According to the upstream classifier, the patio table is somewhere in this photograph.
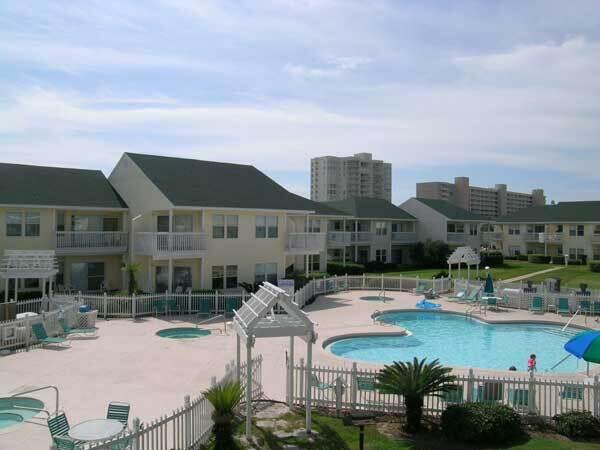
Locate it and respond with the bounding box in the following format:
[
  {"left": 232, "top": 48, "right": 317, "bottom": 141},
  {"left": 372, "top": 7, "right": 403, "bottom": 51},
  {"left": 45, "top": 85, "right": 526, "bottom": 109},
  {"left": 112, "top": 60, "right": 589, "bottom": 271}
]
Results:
[{"left": 69, "top": 418, "right": 124, "bottom": 442}]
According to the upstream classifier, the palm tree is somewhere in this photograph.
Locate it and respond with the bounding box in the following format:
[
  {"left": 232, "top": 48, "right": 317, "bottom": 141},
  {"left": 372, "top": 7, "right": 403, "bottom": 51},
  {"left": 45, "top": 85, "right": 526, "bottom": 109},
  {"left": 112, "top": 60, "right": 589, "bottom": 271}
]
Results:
[
  {"left": 121, "top": 263, "right": 141, "bottom": 295},
  {"left": 376, "top": 358, "right": 456, "bottom": 433},
  {"left": 204, "top": 381, "right": 244, "bottom": 449}
]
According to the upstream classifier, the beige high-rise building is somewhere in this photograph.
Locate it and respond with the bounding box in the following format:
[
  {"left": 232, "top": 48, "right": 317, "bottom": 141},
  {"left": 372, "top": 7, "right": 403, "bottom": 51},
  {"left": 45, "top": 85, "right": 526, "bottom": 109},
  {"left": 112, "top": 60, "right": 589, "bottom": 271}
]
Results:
[
  {"left": 416, "top": 176, "right": 545, "bottom": 217},
  {"left": 310, "top": 153, "right": 392, "bottom": 202}
]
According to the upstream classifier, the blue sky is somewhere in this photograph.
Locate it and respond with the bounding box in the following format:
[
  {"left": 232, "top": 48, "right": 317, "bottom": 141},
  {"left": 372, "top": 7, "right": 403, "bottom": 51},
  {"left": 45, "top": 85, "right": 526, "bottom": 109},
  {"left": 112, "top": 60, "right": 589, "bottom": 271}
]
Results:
[{"left": 1, "top": 0, "right": 599, "bottom": 203}]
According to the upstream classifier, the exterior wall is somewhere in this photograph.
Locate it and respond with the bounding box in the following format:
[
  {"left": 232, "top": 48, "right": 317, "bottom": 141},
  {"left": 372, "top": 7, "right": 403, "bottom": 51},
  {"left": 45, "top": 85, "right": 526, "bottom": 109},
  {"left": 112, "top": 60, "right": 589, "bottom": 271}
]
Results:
[
  {"left": 400, "top": 199, "right": 448, "bottom": 242},
  {"left": 0, "top": 207, "right": 55, "bottom": 251},
  {"left": 61, "top": 254, "right": 124, "bottom": 292}
]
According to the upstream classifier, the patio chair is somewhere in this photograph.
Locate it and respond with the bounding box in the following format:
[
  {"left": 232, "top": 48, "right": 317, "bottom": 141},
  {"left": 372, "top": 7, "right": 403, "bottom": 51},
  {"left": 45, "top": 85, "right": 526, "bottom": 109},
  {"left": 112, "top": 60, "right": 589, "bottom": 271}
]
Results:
[
  {"left": 482, "top": 296, "right": 498, "bottom": 311},
  {"left": 529, "top": 296, "right": 544, "bottom": 314},
  {"left": 153, "top": 299, "right": 167, "bottom": 316},
  {"left": 557, "top": 298, "right": 570, "bottom": 315},
  {"left": 593, "top": 301, "right": 600, "bottom": 316},
  {"left": 442, "top": 385, "right": 464, "bottom": 404},
  {"left": 197, "top": 298, "right": 213, "bottom": 319},
  {"left": 48, "top": 412, "right": 82, "bottom": 450},
  {"left": 311, "top": 374, "right": 335, "bottom": 390},
  {"left": 508, "top": 388, "right": 529, "bottom": 412},
  {"left": 475, "top": 381, "right": 503, "bottom": 403},
  {"left": 107, "top": 401, "right": 130, "bottom": 426},
  {"left": 31, "top": 322, "right": 68, "bottom": 348},
  {"left": 414, "top": 282, "right": 428, "bottom": 296},
  {"left": 578, "top": 300, "right": 592, "bottom": 316},
  {"left": 59, "top": 318, "right": 96, "bottom": 338},
  {"left": 225, "top": 297, "right": 238, "bottom": 318},
  {"left": 166, "top": 297, "right": 181, "bottom": 315}
]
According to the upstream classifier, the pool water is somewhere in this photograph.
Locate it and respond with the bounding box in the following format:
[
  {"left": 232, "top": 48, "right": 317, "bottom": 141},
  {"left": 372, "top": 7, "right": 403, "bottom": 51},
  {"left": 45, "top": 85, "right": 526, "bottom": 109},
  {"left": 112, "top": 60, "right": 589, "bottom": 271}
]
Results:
[
  {"left": 156, "top": 327, "right": 211, "bottom": 339},
  {"left": 0, "top": 397, "right": 44, "bottom": 430},
  {"left": 329, "top": 312, "right": 584, "bottom": 373}
]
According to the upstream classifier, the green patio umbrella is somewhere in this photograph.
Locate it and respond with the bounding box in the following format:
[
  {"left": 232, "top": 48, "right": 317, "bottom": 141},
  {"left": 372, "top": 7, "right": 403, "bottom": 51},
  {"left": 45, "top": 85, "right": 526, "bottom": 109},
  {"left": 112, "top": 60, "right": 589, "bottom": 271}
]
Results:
[{"left": 484, "top": 272, "right": 494, "bottom": 295}]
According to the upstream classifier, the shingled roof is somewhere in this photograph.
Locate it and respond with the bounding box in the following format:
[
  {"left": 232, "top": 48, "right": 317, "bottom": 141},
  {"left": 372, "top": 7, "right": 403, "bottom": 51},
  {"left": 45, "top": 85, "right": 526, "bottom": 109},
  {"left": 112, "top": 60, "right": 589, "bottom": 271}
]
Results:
[
  {"left": 413, "top": 198, "right": 487, "bottom": 221},
  {"left": 323, "top": 197, "right": 416, "bottom": 220},
  {"left": 126, "top": 153, "right": 347, "bottom": 215},
  {"left": 0, "top": 163, "right": 127, "bottom": 209},
  {"left": 495, "top": 201, "right": 600, "bottom": 223}
]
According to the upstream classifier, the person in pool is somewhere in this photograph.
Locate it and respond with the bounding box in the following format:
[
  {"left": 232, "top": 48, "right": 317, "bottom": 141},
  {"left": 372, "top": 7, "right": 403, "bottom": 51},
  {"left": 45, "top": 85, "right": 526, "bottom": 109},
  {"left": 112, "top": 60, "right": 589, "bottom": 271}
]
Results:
[
  {"left": 528, "top": 354, "right": 537, "bottom": 372},
  {"left": 509, "top": 366, "right": 517, "bottom": 371}
]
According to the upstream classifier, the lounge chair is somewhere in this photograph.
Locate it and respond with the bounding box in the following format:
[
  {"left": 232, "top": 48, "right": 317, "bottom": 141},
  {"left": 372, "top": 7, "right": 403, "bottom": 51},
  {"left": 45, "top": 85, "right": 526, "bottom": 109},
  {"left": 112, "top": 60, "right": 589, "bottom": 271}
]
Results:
[
  {"left": 59, "top": 318, "right": 96, "bottom": 337},
  {"left": 460, "top": 288, "right": 480, "bottom": 305},
  {"left": 107, "top": 401, "right": 130, "bottom": 426},
  {"left": 557, "top": 298, "right": 570, "bottom": 315},
  {"left": 578, "top": 300, "right": 592, "bottom": 316},
  {"left": 448, "top": 288, "right": 468, "bottom": 302},
  {"left": 529, "top": 296, "right": 544, "bottom": 314},
  {"left": 31, "top": 323, "right": 68, "bottom": 348},
  {"left": 166, "top": 297, "right": 181, "bottom": 315},
  {"left": 153, "top": 299, "right": 167, "bottom": 316},
  {"left": 414, "top": 282, "right": 427, "bottom": 296},
  {"left": 442, "top": 385, "right": 464, "bottom": 404},
  {"left": 509, "top": 388, "right": 529, "bottom": 412},
  {"left": 311, "top": 374, "right": 334, "bottom": 390},
  {"left": 198, "top": 298, "right": 213, "bottom": 319},
  {"left": 48, "top": 412, "right": 82, "bottom": 450},
  {"left": 225, "top": 297, "right": 238, "bottom": 318}
]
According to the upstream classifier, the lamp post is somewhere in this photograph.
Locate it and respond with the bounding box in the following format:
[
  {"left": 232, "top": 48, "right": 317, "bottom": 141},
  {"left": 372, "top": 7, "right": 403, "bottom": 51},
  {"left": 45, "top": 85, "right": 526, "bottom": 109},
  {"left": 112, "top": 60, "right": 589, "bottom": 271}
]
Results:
[{"left": 129, "top": 214, "right": 142, "bottom": 265}]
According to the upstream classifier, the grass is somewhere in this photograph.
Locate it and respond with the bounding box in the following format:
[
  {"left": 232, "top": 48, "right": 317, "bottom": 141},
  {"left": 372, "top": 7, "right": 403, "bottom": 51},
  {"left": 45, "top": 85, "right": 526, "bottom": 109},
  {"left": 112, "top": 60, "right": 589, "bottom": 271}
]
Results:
[
  {"left": 202, "top": 411, "right": 600, "bottom": 450},
  {"left": 522, "top": 265, "right": 600, "bottom": 290}
]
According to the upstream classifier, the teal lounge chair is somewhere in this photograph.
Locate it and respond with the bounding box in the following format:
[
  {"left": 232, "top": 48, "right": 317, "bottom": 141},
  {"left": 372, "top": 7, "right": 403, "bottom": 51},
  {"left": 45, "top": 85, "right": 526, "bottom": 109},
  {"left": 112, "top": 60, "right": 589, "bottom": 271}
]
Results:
[
  {"left": 311, "top": 374, "right": 334, "bottom": 390},
  {"left": 448, "top": 288, "right": 469, "bottom": 302},
  {"left": 153, "top": 299, "right": 167, "bottom": 316},
  {"left": 578, "top": 300, "right": 591, "bottom": 316},
  {"left": 509, "top": 388, "right": 529, "bottom": 412},
  {"left": 557, "top": 298, "right": 570, "bottom": 315},
  {"left": 225, "top": 297, "right": 238, "bottom": 317},
  {"left": 414, "top": 282, "right": 427, "bottom": 295},
  {"left": 166, "top": 298, "right": 181, "bottom": 315},
  {"left": 59, "top": 318, "right": 96, "bottom": 337},
  {"left": 107, "top": 401, "right": 130, "bottom": 426},
  {"left": 198, "top": 298, "right": 212, "bottom": 318},
  {"left": 530, "top": 296, "right": 544, "bottom": 314},
  {"left": 442, "top": 385, "right": 464, "bottom": 404},
  {"left": 460, "top": 288, "right": 480, "bottom": 304},
  {"left": 31, "top": 323, "right": 67, "bottom": 348},
  {"left": 48, "top": 412, "right": 82, "bottom": 450}
]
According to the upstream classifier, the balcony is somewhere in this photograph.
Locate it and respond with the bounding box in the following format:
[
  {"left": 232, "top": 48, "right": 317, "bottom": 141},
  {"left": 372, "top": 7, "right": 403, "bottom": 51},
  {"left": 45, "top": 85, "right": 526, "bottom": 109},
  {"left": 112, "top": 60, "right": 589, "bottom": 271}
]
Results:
[
  {"left": 482, "top": 232, "right": 503, "bottom": 242},
  {"left": 391, "top": 232, "right": 417, "bottom": 243},
  {"left": 327, "top": 231, "right": 373, "bottom": 247},
  {"left": 592, "top": 234, "right": 600, "bottom": 243},
  {"left": 55, "top": 231, "right": 128, "bottom": 255},
  {"left": 135, "top": 232, "right": 208, "bottom": 259},
  {"left": 447, "top": 233, "right": 466, "bottom": 244},
  {"left": 286, "top": 232, "right": 327, "bottom": 254},
  {"left": 525, "top": 233, "right": 541, "bottom": 242},
  {"left": 538, "top": 233, "right": 563, "bottom": 244}
]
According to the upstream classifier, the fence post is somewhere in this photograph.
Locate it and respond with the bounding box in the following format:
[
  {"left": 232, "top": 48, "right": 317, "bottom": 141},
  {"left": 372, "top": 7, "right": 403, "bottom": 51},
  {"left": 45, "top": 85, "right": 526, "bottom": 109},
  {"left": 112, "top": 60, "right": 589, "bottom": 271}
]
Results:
[
  {"left": 103, "top": 292, "right": 108, "bottom": 320},
  {"left": 595, "top": 376, "right": 599, "bottom": 417},
  {"left": 399, "top": 274, "right": 403, "bottom": 291},
  {"left": 132, "top": 417, "right": 140, "bottom": 450},
  {"left": 25, "top": 316, "right": 31, "bottom": 351},
  {"left": 299, "top": 358, "right": 305, "bottom": 406},
  {"left": 362, "top": 273, "right": 365, "bottom": 289},
  {"left": 381, "top": 273, "right": 384, "bottom": 290},
  {"left": 132, "top": 292, "right": 136, "bottom": 320},
  {"left": 351, "top": 362, "right": 358, "bottom": 411},
  {"left": 188, "top": 289, "right": 192, "bottom": 315},
  {"left": 335, "top": 377, "right": 343, "bottom": 416},
  {"left": 184, "top": 395, "right": 191, "bottom": 446},
  {"left": 466, "top": 368, "right": 474, "bottom": 402},
  {"left": 528, "top": 370, "right": 536, "bottom": 414},
  {"left": 345, "top": 273, "right": 348, "bottom": 290}
]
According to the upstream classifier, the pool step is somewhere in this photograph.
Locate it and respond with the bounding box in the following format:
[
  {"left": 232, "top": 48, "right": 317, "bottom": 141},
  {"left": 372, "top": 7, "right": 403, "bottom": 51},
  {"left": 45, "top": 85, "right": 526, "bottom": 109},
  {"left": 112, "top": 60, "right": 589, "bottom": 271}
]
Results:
[{"left": 543, "top": 328, "right": 579, "bottom": 339}]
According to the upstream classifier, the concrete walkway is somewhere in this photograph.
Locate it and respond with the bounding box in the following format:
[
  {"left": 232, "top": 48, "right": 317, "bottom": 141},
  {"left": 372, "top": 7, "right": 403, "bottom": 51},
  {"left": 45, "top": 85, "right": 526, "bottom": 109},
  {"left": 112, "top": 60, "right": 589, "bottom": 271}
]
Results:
[{"left": 503, "top": 266, "right": 562, "bottom": 283}]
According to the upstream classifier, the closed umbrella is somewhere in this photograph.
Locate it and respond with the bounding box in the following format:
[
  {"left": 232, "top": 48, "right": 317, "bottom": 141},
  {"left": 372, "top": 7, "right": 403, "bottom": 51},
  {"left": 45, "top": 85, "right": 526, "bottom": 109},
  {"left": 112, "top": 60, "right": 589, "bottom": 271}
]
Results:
[{"left": 484, "top": 272, "right": 494, "bottom": 295}]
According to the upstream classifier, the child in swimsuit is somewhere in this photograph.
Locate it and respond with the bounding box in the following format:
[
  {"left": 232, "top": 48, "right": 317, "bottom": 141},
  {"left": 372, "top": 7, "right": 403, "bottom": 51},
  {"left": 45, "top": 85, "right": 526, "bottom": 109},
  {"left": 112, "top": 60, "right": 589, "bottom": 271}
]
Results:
[{"left": 528, "top": 354, "right": 536, "bottom": 372}]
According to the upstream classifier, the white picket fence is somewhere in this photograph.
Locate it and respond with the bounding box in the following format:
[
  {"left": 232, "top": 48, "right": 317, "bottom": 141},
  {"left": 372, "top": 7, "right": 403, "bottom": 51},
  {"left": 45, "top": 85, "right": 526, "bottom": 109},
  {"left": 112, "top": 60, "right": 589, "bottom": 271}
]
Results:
[
  {"left": 84, "top": 355, "right": 263, "bottom": 450},
  {"left": 293, "top": 274, "right": 452, "bottom": 308},
  {"left": 291, "top": 361, "right": 600, "bottom": 419}
]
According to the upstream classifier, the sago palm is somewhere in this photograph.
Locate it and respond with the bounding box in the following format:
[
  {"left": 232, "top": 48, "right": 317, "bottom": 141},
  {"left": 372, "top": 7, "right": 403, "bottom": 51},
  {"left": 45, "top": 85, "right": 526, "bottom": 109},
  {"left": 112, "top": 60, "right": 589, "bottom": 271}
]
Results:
[
  {"left": 204, "top": 381, "right": 244, "bottom": 449},
  {"left": 376, "top": 358, "right": 456, "bottom": 433}
]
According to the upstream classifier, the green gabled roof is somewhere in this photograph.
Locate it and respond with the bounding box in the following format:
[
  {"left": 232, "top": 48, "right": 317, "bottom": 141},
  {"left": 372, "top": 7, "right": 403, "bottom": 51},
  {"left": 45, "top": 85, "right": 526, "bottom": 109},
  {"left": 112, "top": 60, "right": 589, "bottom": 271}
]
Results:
[
  {"left": 414, "top": 198, "right": 486, "bottom": 221},
  {"left": 126, "top": 152, "right": 346, "bottom": 214},
  {"left": 323, "top": 197, "right": 416, "bottom": 220},
  {"left": 0, "top": 163, "right": 127, "bottom": 209},
  {"left": 496, "top": 201, "right": 600, "bottom": 223}
]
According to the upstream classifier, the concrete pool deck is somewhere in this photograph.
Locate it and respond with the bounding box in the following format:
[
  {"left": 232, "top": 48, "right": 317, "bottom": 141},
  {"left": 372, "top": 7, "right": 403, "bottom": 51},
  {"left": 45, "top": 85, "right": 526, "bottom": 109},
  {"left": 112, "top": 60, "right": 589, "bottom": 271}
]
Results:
[{"left": 2, "top": 289, "right": 599, "bottom": 449}]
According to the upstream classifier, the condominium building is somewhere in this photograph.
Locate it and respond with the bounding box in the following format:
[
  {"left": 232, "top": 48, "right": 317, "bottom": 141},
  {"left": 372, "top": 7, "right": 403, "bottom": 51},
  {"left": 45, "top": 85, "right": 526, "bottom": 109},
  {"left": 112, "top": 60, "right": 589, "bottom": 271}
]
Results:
[
  {"left": 416, "top": 176, "right": 545, "bottom": 217},
  {"left": 311, "top": 153, "right": 392, "bottom": 202}
]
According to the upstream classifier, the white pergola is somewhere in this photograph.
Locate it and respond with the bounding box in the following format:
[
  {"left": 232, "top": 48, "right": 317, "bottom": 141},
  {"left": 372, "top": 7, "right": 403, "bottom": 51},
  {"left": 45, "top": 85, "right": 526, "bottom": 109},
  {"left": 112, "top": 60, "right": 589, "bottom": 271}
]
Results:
[
  {"left": 447, "top": 246, "right": 481, "bottom": 280},
  {"left": 232, "top": 281, "right": 316, "bottom": 439},
  {"left": 0, "top": 250, "right": 59, "bottom": 301}
]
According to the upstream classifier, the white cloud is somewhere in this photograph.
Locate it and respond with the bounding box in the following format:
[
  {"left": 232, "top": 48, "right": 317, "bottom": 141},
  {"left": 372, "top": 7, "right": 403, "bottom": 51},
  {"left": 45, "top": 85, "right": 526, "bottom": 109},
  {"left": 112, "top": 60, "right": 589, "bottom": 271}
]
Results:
[{"left": 284, "top": 56, "right": 371, "bottom": 79}]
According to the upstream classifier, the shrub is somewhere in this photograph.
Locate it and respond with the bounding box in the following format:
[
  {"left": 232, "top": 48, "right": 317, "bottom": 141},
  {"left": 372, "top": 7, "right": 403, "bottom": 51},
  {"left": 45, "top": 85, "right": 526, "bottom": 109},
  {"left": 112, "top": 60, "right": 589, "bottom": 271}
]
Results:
[
  {"left": 551, "top": 255, "right": 566, "bottom": 265},
  {"left": 518, "top": 254, "right": 529, "bottom": 261},
  {"left": 441, "top": 403, "right": 523, "bottom": 444},
  {"left": 364, "top": 261, "right": 398, "bottom": 273},
  {"left": 409, "top": 240, "right": 451, "bottom": 268},
  {"left": 433, "top": 270, "right": 449, "bottom": 278},
  {"left": 591, "top": 263, "right": 600, "bottom": 273},
  {"left": 579, "top": 254, "right": 588, "bottom": 265},
  {"left": 326, "top": 261, "right": 364, "bottom": 276},
  {"left": 528, "top": 254, "right": 551, "bottom": 264},
  {"left": 554, "top": 411, "right": 600, "bottom": 439},
  {"left": 480, "top": 251, "right": 504, "bottom": 267},
  {"left": 568, "top": 259, "right": 582, "bottom": 266}
]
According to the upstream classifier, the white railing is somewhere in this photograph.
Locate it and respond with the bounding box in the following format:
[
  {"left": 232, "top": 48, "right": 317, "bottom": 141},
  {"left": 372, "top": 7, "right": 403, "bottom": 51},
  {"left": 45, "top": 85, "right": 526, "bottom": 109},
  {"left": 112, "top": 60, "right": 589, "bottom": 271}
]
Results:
[
  {"left": 447, "top": 233, "right": 466, "bottom": 244},
  {"left": 327, "top": 231, "right": 372, "bottom": 246},
  {"left": 481, "top": 231, "right": 503, "bottom": 242},
  {"left": 391, "top": 232, "right": 417, "bottom": 243},
  {"left": 86, "top": 356, "right": 263, "bottom": 450},
  {"left": 286, "top": 232, "right": 327, "bottom": 253},
  {"left": 135, "top": 232, "right": 208, "bottom": 258},
  {"left": 538, "top": 233, "right": 563, "bottom": 243},
  {"left": 56, "top": 231, "right": 128, "bottom": 252},
  {"left": 291, "top": 362, "right": 600, "bottom": 419},
  {"left": 592, "top": 234, "right": 600, "bottom": 243},
  {"left": 525, "top": 232, "right": 541, "bottom": 242}
]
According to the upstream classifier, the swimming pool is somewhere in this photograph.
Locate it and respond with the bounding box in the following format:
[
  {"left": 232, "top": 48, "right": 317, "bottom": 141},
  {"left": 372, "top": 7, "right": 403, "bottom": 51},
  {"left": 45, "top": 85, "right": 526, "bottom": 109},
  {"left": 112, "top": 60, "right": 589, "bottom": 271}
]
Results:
[
  {"left": 156, "top": 328, "right": 211, "bottom": 339},
  {"left": 328, "top": 312, "right": 584, "bottom": 373},
  {"left": 0, "top": 397, "right": 45, "bottom": 430}
]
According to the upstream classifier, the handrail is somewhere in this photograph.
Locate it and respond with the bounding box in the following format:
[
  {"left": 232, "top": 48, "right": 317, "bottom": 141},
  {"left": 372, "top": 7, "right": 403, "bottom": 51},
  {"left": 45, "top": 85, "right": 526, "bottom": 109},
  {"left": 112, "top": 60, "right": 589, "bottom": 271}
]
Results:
[
  {"left": 197, "top": 313, "right": 227, "bottom": 334},
  {"left": 10, "top": 385, "right": 59, "bottom": 415},
  {"left": 562, "top": 307, "right": 581, "bottom": 332}
]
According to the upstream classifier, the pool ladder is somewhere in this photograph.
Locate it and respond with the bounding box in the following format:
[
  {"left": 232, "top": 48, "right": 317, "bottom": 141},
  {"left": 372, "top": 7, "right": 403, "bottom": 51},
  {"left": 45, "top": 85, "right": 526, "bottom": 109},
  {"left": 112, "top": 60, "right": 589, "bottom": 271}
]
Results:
[{"left": 196, "top": 313, "right": 228, "bottom": 334}]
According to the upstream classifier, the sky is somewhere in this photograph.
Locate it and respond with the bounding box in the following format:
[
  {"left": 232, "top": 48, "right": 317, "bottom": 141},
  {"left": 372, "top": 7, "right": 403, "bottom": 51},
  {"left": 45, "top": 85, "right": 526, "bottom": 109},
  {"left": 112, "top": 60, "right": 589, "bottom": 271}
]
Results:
[{"left": 1, "top": 0, "right": 599, "bottom": 204}]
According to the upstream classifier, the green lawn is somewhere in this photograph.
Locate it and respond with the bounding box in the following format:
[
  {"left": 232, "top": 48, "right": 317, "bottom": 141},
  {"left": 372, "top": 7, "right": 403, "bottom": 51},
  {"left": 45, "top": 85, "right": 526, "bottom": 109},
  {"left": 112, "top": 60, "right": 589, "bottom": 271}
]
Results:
[
  {"left": 375, "top": 260, "right": 551, "bottom": 282},
  {"left": 204, "top": 411, "right": 600, "bottom": 450},
  {"left": 522, "top": 265, "right": 600, "bottom": 290}
]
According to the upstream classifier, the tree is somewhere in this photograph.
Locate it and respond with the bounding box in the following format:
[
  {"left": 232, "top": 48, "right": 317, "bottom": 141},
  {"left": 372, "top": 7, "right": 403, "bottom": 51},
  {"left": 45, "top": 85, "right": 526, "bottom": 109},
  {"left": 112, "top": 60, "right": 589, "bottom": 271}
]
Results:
[
  {"left": 121, "top": 263, "right": 141, "bottom": 295},
  {"left": 204, "top": 381, "right": 244, "bottom": 449},
  {"left": 409, "top": 240, "right": 451, "bottom": 267},
  {"left": 376, "top": 358, "right": 456, "bottom": 433}
]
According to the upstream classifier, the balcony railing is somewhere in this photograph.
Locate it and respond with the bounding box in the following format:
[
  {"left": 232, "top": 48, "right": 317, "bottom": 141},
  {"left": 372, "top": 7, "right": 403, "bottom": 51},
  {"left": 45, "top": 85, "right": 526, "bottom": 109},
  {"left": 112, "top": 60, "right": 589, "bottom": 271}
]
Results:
[
  {"left": 286, "top": 232, "right": 327, "bottom": 254},
  {"left": 56, "top": 231, "right": 128, "bottom": 254},
  {"left": 592, "top": 234, "right": 600, "bottom": 243},
  {"left": 482, "top": 232, "right": 503, "bottom": 242},
  {"left": 525, "top": 232, "right": 541, "bottom": 242},
  {"left": 391, "top": 232, "right": 417, "bottom": 243},
  {"left": 327, "top": 231, "right": 373, "bottom": 246},
  {"left": 447, "top": 233, "right": 466, "bottom": 244},
  {"left": 135, "top": 232, "right": 208, "bottom": 259},
  {"left": 538, "top": 233, "right": 563, "bottom": 244}
]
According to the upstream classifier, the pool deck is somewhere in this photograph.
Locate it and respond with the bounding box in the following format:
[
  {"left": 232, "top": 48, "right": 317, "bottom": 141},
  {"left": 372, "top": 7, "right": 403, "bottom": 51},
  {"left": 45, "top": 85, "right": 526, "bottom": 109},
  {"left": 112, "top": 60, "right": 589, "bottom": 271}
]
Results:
[{"left": 2, "top": 289, "right": 599, "bottom": 449}]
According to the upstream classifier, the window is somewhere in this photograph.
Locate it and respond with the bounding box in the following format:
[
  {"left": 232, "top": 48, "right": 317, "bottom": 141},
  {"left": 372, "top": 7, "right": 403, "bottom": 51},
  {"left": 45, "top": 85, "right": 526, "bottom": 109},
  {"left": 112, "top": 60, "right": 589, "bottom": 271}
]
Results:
[
  {"left": 557, "top": 225, "right": 563, "bottom": 233},
  {"left": 392, "top": 222, "right": 414, "bottom": 233},
  {"left": 508, "top": 226, "right": 521, "bottom": 235},
  {"left": 256, "top": 216, "right": 278, "bottom": 238},
  {"left": 57, "top": 212, "right": 66, "bottom": 232},
  {"left": 212, "top": 266, "right": 224, "bottom": 289},
  {"left": 173, "top": 215, "right": 193, "bottom": 233},
  {"left": 469, "top": 224, "right": 478, "bottom": 236},
  {"left": 212, "top": 215, "right": 224, "bottom": 238},
  {"left": 156, "top": 266, "right": 169, "bottom": 292},
  {"left": 255, "top": 263, "right": 277, "bottom": 284},
  {"left": 309, "top": 255, "right": 320, "bottom": 272},
  {"left": 72, "top": 215, "right": 103, "bottom": 231},
  {"left": 71, "top": 262, "right": 105, "bottom": 292},
  {"left": 173, "top": 266, "right": 192, "bottom": 291},
  {"left": 527, "top": 224, "right": 544, "bottom": 233},
  {"left": 103, "top": 217, "right": 119, "bottom": 232},
  {"left": 570, "top": 225, "right": 585, "bottom": 237},
  {"left": 24, "top": 278, "right": 39, "bottom": 289},
  {"left": 307, "top": 219, "right": 321, "bottom": 233},
  {"left": 212, "top": 265, "right": 238, "bottom": 289},
  {"left": 226, "top": 215, "right": 238, "bottom": 238},
  {"left": 226, "top": 265, "right": 238, "bottom": 288},
  {"left": 595, "top": 225, "right": 600, "bottom": 235},
  {"left": 447, "top": 223, "right": 464, "bottom": 233},
  {"left": 375, "top": 249, "right": 387, "bottom": 262},
  {"left": 25, "top": 212, "right": 40, "bottom": 236},
  {"left": 593, "top": 248, "right": 600, "bottom": 261},
  {"left": 568, "top": 248, "right": 586, "bottom": 259},
  {"left": 157, "top": 216, "right": 170, "bottom": 232},
  {"left": 375, "top": 222, "right": 387, "bottom": 236},
  {"left": 6, "top": 212, "right": 23, "bottom": 236}
]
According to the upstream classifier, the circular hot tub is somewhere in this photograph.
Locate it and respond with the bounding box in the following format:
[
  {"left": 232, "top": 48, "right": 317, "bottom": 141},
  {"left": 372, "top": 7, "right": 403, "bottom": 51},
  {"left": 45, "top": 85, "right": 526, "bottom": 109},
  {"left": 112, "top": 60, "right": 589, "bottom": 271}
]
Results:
[
  {"left": 156, "top": 327, "right": 211, "bottom": 340},
  {"left": 0, "top": 397, "right": 45, "bottom": 431},
  {"left": 359, "top": 295, "right": 394, "bottom": 302}
]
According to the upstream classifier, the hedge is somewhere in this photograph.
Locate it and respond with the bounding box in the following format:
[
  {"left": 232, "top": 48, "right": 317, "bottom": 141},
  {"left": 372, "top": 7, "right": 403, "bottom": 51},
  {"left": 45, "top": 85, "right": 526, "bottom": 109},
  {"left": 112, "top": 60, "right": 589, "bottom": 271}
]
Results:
[
  {"left": 528, "top": 254, "right": 551, "bottom": 264},
  {"left": 554, "top": 411, "right": 600, "bottom": 439},
  {"left": 591, "top": 263, "right": 600, "bottom": 273},
  {"left": 480, "top": 251, "right": 504, "bottom": 267},
  {"left": 551, "top": 255, "right": 565, "bottom": 265},
  {"left": 326, "top": 262, "right": 364, "bottom": 276}
]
